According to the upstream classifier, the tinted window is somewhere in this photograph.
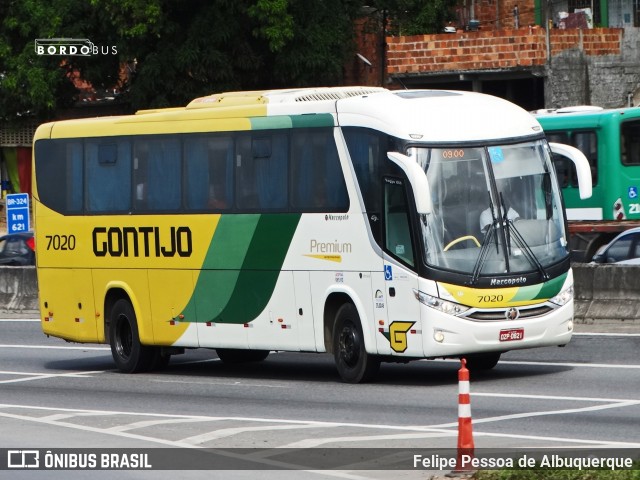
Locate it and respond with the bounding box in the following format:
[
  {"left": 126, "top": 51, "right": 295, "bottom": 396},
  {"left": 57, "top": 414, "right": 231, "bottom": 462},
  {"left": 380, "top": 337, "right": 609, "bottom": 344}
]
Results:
[
  {"left": 236, "top": 134, "right": 288, "bottom": 210},
  {"left": 621, "top": 120, "right": 640, "bottom": 166},
  {"left": 133, "top": 137, "right": 181, "bottom": 211},
  {"left": 86, "top": 140, "right": 132, "bottom": 212},
  {"left": 547, "top": 130, "right": 598, "bottom": 187},
  {"left": 34, "top": 139, "right": 83, "bottom": 214},
  {"left": 184, "top": 135, "right": 234, "bottom": 210},
  {"left": 291, "top": 129, "right": 348, "bottom": 211}
]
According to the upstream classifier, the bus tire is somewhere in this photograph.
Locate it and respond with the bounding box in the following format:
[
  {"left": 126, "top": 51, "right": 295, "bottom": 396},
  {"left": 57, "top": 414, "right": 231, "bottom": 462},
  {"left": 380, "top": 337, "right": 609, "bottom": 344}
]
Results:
[
  {"left": 109, "top": 299, "right": 155, "bottom": 373},
  {"left": 333, "top": 303, "right": 380, "bottom": 383},
  {"left": 464, "top": 352, "right": 501, "bottom": 372},
  {"left": 216, "top": 349, "right": 270, "bottom": 364}
]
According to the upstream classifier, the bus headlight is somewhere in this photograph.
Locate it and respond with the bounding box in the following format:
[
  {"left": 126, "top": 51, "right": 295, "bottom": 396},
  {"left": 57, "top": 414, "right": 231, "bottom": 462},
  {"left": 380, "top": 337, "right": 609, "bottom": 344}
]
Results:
[
  {"left": 413, "top": 289, "right": 469, "bottom": 315},
  {"left": 549, "top": 286, "right": 573, "bottom": 306}
]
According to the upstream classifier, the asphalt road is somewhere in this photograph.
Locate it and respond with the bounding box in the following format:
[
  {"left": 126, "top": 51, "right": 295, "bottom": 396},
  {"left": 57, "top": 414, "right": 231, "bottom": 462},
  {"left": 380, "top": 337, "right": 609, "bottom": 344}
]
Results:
[{"left": 1, "top": 318, "right": 639, "bottom": 479}]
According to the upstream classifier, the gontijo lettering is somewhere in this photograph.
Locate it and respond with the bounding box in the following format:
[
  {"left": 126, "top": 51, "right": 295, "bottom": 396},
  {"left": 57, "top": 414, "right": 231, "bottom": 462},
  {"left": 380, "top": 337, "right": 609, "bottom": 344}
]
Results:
[{"left": 92, "top": 226, "right": 192, "bottom": 257}]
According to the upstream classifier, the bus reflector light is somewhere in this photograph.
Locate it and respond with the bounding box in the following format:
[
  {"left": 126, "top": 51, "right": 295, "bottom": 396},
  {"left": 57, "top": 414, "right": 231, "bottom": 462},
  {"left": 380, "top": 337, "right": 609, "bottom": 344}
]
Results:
[
  {"left": 178, "top": 314, "right": 185, "bottom": 320},
  {"left": 434, "top": 331, "right": 445, "bottom": 343},
  {"left": 378, "top": 320, "right": 384, "bottom": 325},
  {"left": 567, "top": 320, "right": 574, "bottom": 331},
  {"left": 378, "top": 327, "right": 384, "bottom": 333}
]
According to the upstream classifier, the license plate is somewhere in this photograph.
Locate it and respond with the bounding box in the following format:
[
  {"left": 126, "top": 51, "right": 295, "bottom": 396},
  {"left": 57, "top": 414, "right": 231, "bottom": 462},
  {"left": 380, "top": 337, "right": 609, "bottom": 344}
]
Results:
[{"left": 499, "top": 328, "right": 524, "bottom": 342}]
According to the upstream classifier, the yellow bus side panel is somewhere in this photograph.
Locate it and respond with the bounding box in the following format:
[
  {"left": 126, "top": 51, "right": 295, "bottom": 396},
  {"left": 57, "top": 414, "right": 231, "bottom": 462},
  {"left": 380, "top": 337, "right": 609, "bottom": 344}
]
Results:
[
  {"left": 39, "top": 269, "right": 98, "bottom": 343},
  {"left": 91, "top": 269, "right": 154, "bottom": 344},
  {"left": 148, "top": 269, "right": 197, "bottom": 346}
]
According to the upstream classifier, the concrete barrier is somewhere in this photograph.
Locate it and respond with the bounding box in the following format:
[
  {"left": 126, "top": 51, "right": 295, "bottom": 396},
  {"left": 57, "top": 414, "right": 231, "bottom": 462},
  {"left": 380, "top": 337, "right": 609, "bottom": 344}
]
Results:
[
  {"left": 572, "top": 263, "right": 640, "bottom": 331},
  {"left": 1, "top": 265, "right": 639, "bottom": 332},
  {"left": 0, "top": 266, "right": 39, "bottom": 315}
]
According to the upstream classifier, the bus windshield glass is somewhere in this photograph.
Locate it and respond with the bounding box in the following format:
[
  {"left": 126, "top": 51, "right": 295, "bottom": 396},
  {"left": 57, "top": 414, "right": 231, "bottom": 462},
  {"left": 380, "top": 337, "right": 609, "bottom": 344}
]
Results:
[{"left": 410, "top": 140, "right": 569, "bottom": 277}]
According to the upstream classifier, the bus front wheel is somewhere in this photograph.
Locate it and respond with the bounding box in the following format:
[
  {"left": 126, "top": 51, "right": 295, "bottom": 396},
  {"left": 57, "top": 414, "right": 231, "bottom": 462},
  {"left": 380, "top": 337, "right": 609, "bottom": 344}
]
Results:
[
  {"left": 464, "top": 352, "right": 501, "bottom": 372},
  {"left": 333, "top": 303, "right": 380, "bottom": 383},
  {"left": 109, "top": 299, "right": 155, "bottom": 373}
]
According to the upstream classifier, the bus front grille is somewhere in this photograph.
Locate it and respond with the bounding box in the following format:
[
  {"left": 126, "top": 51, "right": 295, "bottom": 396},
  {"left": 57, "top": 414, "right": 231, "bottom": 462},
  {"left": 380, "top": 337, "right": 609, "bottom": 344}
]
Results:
[{"left": 464, "top": 305, "right": 554, "bottom": 321}]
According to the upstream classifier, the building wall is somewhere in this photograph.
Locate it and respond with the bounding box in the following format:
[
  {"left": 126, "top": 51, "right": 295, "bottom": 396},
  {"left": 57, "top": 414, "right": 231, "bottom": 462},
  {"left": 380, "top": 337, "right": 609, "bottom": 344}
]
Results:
[
  {"left": 386, "top": 27, "right": 621, "bottom": 75},
  {"left": 385, "top": 26, "right": 640, "bottom": 108},
  {"left": 546, "top": 27, "right": 640, "bottom": 107}
]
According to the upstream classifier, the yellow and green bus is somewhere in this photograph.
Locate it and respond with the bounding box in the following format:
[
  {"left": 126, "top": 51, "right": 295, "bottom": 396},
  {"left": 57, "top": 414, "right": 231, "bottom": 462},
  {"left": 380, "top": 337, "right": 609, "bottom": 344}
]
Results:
[{"left": 33, "top": 87, "right": 591, "bottom": 383}]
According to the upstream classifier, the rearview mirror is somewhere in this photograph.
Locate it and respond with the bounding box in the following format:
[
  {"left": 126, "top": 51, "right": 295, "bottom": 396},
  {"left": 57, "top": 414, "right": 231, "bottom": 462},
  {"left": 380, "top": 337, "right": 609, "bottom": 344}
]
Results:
[
  {"left": 548, "top": 142, "right": 592, "bottom": 199},
  {"left": 386, "top": 152, "right": 432, "bottom": 215}
]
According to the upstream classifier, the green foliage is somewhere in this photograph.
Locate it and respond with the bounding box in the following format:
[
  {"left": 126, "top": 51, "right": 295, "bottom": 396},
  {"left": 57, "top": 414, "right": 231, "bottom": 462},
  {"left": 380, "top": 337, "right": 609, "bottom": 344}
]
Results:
[
  {"left": 0, "top": 0, "right": 457, "bottom": 120},
  {"left": 375, "top": 0, "right": 459, "bottom": 35},
  {"left": 475, "top": 467, "right": 640, "bottom": 480}
]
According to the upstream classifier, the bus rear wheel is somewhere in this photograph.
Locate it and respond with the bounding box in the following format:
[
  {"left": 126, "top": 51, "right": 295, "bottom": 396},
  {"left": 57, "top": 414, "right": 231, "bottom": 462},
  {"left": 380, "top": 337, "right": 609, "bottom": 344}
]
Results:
[
  {"left": 333, "top": 303, "right": 380, "bottom": 383},
  {"left": 216, "top": 349, "right": 270, "bottom": 364},
  {"left": 109, "top": 299, "right": 155, "bottom": 373}
]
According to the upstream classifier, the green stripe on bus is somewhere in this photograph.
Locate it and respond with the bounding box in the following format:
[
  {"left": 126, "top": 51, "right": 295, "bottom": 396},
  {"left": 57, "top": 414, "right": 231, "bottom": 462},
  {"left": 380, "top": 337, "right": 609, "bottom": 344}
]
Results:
[
  {"left": 250, "top": 114, "right": 334, "bottom": 130},
  {"left": 187, "top": 214, "right": 301, "bottom": 324},
  {"left": 250, "top": 116, "right": 293, "bottom": 130},
  {"left": 291, "top": 114, "right": 334, "bottom": 128},
  {"left": 511, "top": 272, "right": 567, "bottom": 302}
]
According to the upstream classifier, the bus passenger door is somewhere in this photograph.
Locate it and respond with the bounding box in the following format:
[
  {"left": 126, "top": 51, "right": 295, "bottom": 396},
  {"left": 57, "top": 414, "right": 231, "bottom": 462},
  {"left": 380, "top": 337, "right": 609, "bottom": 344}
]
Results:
[{"left": 382, "top": 178, "right": 423, "bottom": 357}]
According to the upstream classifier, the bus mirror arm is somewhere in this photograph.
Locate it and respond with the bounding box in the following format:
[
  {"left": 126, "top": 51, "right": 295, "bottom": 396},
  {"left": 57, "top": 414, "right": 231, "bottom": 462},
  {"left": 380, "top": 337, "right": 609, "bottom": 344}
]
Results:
[
  {"left": 548, "top": 142, "right": 593, "bottom": 199},
  {"left": 386, "top": 152, "right": 433, "bottom": 214}
]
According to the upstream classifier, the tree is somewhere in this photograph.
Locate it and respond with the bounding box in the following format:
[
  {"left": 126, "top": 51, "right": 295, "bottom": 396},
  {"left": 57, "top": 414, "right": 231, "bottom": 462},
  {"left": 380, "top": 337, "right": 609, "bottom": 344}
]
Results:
[{"left": 0, "top": 0, "right": 456, "bottom": 121}]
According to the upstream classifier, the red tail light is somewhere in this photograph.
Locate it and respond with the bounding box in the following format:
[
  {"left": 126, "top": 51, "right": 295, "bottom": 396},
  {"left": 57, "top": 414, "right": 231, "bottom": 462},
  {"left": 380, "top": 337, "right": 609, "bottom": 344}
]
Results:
[{"left": 26, "top": 236, "right": 35, "bottom": 251}]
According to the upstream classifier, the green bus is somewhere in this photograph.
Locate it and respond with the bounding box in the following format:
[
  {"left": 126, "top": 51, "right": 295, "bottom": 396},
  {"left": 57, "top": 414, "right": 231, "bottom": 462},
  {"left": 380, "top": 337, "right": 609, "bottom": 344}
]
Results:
[{"left": 536, "top": 106, "right": 640, "bottom": 259}]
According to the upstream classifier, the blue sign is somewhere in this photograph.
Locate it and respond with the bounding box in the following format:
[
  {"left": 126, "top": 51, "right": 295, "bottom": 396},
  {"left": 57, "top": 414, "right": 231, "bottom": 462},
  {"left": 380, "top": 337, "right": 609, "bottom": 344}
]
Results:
[
  {"left": 6, "top": 193, "right": 30, "bottom": 233},
  {"left": 628, "top": 186, "right": 638, "bottom": 199},
  {"left": 384, "top": 265, "right": 393, "bottom": 281}
]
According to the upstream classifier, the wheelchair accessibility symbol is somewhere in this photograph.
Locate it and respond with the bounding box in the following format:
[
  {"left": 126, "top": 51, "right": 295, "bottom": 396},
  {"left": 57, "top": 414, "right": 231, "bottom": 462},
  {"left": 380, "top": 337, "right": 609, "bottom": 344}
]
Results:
[
  {"left": 629, "top": 187, "right": 638, "bottom": 199},
  {"left": 384, "top": 265, "right": 393, "bottom": 281}
]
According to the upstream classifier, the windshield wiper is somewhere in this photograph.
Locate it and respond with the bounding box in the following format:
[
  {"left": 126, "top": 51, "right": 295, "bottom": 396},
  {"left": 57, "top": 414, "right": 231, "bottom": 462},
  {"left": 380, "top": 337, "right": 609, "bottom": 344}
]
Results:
[
  {"left": 507, "top": 220, "right": 550, "bottom": 281},
  {"left": 470, "top": 194, "right": 498, "bottom": 285}
]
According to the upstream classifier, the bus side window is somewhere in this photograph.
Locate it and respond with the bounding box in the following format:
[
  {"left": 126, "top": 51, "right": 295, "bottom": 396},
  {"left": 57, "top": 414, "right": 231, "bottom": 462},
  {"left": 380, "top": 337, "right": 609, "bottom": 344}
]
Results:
[
  {"left": 134, "top": 138, "right": 181, "bottom": 211},
  {"left": 546, "top": 132, "right": 570, "bottom": 188},
  {"left": 384, "top": 178, "right": 415, "bottom": 267},
  {"left": 573, "top": 131, "right": 598, "bottom": 186},
  {"left": 291, "top": 129, "right": 348, "bottom": 212},
  {"left": 184, "top": 135, "right": 234, "bottom": 211},
  {"left": 86, "top": 140, "right": 131, "bottom": 212},
  {"left": 236, "top": 133, "right": 288, "bottom": 210}
]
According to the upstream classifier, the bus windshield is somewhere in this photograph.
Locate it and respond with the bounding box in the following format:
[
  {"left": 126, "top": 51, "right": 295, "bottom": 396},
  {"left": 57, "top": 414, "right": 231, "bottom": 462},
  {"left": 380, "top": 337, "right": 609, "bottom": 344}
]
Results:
[{"left": 410, "top": 139, "right": 569, "bottom": 278}]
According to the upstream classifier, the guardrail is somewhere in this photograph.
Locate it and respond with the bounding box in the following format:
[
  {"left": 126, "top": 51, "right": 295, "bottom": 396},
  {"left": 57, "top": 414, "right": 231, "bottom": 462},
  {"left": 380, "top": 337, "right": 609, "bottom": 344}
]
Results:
[{"left": 1, "top": 266, "right": 639, "bottom": 332}]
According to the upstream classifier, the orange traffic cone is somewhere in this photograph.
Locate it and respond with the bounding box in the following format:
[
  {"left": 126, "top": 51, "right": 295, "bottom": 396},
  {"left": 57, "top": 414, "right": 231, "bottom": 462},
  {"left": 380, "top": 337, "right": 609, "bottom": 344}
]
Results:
[{"left": 453, "top": 357, "right": 475, "bottom": 474}]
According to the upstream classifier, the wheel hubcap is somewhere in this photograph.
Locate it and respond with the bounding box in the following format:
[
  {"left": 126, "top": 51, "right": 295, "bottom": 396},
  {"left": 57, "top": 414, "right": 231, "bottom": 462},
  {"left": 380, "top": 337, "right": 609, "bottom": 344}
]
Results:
[
  {"left": 339, "top": 323, "right": 360, "bottom": 367},
  {"left": 115, "top": 317, "right": 132, "bottom": 360}
]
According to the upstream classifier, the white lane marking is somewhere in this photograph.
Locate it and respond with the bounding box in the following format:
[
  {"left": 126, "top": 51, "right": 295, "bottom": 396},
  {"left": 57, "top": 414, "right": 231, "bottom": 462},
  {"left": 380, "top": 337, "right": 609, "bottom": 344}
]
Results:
[
  {"left": 498, "top": 360, "right": 640, "bottom": 369},
  {"left": 426, "top": 400, "right": 640, "bottom": 429},
  {"left": 281, "top": 432, "right": 457, "bottom": 449},
  {"left": 473, "top": 391, "right": 640, "bottom": 403},
  {"left": 0, "top": 407, "right": 375, "bottom": 479},
  {"left": 152, "top": 378, "right": 287, "bottom": 388},
  {"left": 429, "top": 358, "right": 640, "bottom": 369},
  {"left": 181, "top": 424, "right": 337, "bottom": 445},
  {"left": 0, "top": 344, "right": 110, "bottom": 350},
  {"left": 0, "top": 370, "right": 105, "bottom": 384},
  {"left": 573, "top": 332, "right": 640, "bottom": 337},
  {"left": 109, "top": 417, "right": 223, "bottom": 432},
  {"left": 0, "top": 318, "right": 40, "bottom": 322}
]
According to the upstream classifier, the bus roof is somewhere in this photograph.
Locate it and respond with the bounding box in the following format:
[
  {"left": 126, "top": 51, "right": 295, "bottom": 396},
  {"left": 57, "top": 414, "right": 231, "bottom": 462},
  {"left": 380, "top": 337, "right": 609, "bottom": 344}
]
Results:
[
  {"left": 35, "top": 86, "right": 543, "bottom": 143},
  {"left": 534, "top": 106, "right": 640, "bottom": 129}
]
